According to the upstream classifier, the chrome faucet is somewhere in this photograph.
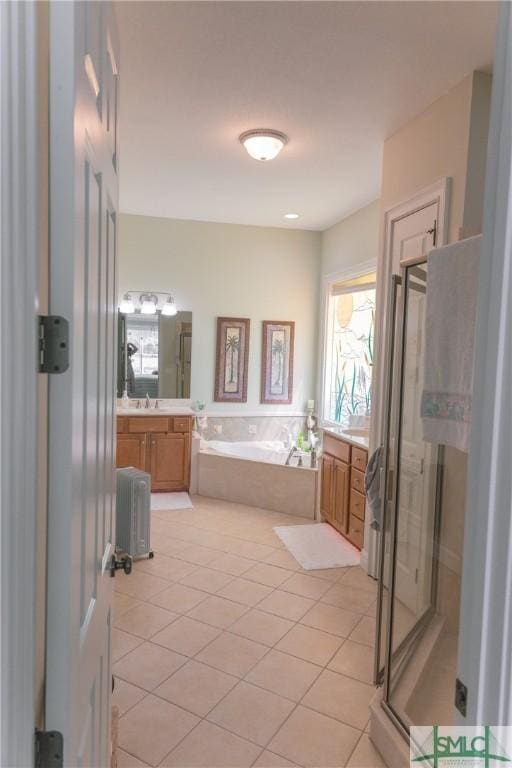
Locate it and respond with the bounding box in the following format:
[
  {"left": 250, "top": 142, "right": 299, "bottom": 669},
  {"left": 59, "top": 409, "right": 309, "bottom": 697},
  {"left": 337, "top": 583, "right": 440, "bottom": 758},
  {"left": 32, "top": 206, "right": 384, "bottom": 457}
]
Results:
[
  {"left": 145, "top": 394, "right": 151, "bottom": 409},
  {"left": 285, "top": 444, "right": 298, "bottom": 466}
]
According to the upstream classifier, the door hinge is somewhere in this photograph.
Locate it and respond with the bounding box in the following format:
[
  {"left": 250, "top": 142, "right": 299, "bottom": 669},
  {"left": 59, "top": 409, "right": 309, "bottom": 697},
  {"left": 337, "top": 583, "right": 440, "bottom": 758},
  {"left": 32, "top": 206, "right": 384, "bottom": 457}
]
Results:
[
  {"left": 38, "top": 315, "right": 69, "bottom": 374},
  {"left": 35, "top": 730, "right": 63, "bottom": 768},
  {"left": 455, "top": 677, "right": 468, "bottom": 717}
]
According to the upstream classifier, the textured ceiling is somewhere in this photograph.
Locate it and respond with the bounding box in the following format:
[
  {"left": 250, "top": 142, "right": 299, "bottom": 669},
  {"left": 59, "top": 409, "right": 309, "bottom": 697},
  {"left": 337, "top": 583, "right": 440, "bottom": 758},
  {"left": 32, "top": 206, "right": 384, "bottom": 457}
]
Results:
[{"left": 117, "top": 1, "right": 497, "bottom": 230}]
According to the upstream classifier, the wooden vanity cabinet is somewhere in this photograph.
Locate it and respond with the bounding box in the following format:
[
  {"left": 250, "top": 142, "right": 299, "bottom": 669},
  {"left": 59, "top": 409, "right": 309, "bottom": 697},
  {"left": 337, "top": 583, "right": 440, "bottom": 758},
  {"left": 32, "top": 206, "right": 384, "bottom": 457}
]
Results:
[
  {"left": 149, "top": 432, "right": 190, "bottom": 491},
  {"left": 116, "top": 433, "right": 147, "bottom": 472},
  {"left": 320, "top": 432, "right": 368, "bottom": 550},
  {"left": 116, "top": 415, "right": 192, "bottom": 491}
]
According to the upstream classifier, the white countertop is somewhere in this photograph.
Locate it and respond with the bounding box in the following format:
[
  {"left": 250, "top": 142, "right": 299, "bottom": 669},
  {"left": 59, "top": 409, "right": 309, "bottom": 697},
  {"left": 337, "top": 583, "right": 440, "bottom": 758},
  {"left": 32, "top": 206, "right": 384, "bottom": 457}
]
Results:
[
  {"left": 321, "top": 425, "right": 370, "bottom": 450},
  {"left": 117, "top": 407, "right": 195, "bottom": 416}
]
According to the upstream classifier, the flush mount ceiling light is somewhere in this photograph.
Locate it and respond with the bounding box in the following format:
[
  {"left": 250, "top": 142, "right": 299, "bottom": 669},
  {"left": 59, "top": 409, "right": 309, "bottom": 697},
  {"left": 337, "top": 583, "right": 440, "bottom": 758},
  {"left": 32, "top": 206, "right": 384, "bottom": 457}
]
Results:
[
  {"left": 284, "top": 213, "right": 300, "bottom": 219},
  {"left": 161, "top": 296, "right": 178, "bottom": 316},
  {"left": 119, "top": 293, "right": 135, "bottom": 314},
  {"left": 239, "top": 129, "right": 288, "bottom": 161},
  {"left": 140, "top": 292, "right": 158, "bottom": 315}
]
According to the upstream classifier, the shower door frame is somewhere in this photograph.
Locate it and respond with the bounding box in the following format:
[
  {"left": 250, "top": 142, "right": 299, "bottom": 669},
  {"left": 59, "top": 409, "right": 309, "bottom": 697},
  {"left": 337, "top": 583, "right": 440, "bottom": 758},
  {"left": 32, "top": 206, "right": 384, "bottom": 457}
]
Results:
[{"left": 374, "top": 255, "right": 444, "bottom": 738}]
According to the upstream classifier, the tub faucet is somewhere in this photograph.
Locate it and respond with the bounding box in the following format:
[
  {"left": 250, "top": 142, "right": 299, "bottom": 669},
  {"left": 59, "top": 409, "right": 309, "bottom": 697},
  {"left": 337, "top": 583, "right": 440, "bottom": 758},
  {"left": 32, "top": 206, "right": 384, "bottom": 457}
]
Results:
[
  {"left": 281, "top": 426, "right": 294, "bottom": 449},
  {"left": 285, "top": 444, "right": 298, "bottom": 466}
]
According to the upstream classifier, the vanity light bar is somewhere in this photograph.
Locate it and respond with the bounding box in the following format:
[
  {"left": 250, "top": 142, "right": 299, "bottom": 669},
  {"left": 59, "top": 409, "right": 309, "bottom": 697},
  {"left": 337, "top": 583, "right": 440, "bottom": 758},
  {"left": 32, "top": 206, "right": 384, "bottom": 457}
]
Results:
[{"left": 119, "top": 291, "right": 178, "bottom": 315}]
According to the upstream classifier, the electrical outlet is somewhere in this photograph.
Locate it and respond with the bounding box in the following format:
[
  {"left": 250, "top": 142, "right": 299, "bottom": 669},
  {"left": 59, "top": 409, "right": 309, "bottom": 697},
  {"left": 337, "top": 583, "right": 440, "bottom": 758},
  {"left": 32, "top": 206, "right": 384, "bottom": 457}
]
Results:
[
  {"left": 248, "top": 424, "right": 257, "bottom": 435},
  {"left": 214, "top": 424, "right": 222, "bottom": 434}
]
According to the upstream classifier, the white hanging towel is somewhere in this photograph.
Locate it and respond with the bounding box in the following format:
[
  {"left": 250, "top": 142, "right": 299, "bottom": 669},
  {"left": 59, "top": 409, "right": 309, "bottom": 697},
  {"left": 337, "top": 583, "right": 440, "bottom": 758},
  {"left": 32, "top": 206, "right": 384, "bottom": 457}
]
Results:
[{"left": 421, "top": 235, "right": 481, "bottom": 453}]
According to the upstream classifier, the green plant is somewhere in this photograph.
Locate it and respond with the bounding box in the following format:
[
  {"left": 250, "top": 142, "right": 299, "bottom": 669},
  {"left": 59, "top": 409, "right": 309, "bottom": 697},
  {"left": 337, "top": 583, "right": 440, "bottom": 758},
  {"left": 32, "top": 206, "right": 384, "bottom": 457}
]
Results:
[
  {"left": 225, "top": 334, "right": 240, "bottom": 383},
  {"left": 272, "top": 337, "right": 284, "bottom": 387},
  {"left": 334, "top": 352, "right": 347, "bottom": 422}
]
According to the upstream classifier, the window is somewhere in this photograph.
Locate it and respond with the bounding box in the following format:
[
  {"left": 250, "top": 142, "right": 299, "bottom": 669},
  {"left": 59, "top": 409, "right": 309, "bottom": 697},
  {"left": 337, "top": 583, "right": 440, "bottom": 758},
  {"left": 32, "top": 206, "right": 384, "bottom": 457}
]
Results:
[{"left": 324, "top": 272, "right": 376, "bottom": 425}]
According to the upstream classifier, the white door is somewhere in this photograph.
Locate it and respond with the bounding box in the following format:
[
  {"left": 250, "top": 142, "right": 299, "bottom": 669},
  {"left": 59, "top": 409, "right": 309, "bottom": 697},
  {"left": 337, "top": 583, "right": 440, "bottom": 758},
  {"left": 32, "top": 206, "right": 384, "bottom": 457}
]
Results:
[
  {"left": 46, "top": 3, "right": 119, "bottom": 766},
  {"left": 391, "top": 202, "right": 437, "bottom": 273},
  {"left": 390, "top": 204, "right": 437, "bottom": 621}
]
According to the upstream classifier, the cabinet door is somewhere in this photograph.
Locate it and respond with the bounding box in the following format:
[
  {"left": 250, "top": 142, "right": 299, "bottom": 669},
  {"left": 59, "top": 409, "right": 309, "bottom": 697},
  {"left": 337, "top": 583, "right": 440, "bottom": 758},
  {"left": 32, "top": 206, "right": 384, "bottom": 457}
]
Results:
[
  {"left": 150, "top": 432, "right": 190, "bottom": 491},
  {"left": 320, "top": 454, "right": 334, "bottom": 522},
  {"left": 117, "top": 433, "right": 147, "bottom": 471},
  {"left": 333, "top": 459, "right": 350, "bottom": 534}
]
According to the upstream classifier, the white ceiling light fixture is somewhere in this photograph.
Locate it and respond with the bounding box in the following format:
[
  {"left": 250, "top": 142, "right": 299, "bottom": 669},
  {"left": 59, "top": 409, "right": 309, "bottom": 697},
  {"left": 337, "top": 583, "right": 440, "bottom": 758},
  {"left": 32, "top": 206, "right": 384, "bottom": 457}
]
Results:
[
  {"left": 140, "top": 292, "right": 158, "bottom": 315},
  {"left": 119, "top": 293, "right": 135, "bottom": 314},
  {"left": 284, "top": 213, "right": 299, "bottom": 219},
  {"left": 161, "top": 296, "right": 178, "bottom": 316},
  {"left": 239, "top": 129, "right": 288, "bottom": 161}
]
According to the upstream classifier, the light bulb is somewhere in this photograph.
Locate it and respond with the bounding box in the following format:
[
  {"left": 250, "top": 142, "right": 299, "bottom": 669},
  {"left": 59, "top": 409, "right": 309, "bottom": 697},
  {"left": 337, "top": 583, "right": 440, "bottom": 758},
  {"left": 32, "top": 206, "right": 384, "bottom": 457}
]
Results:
[
  {"left": 119, "top": 293, "right": 134, "bottom": 314},
  {"left": 140, "top": 293, "right": 157, "bottom": 315},
  {"left": 161, "top": 296, "right": 178, "bottom": 316}
]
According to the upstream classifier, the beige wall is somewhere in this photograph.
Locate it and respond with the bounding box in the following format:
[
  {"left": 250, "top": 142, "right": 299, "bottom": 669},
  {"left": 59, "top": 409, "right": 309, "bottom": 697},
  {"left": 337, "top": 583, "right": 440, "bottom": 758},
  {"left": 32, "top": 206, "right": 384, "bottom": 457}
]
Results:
[
  {"left": 381, "top": 72, "right": 491, "bottom": 243},
  {"left": 320, "top": 200, "right": 380, "bottom": 277},
  {"left": 119, "top": 214, "right": 321, "bottom": 412},
  {"left": 316, "top": 200, "right": 380, "bottom": 422}
]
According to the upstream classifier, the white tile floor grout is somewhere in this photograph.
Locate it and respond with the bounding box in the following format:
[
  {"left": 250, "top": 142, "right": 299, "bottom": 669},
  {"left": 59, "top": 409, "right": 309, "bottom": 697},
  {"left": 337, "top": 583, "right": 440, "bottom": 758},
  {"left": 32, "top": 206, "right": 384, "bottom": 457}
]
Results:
[{"left": 113, "top": 495, "right": 385, "bottom": 768}]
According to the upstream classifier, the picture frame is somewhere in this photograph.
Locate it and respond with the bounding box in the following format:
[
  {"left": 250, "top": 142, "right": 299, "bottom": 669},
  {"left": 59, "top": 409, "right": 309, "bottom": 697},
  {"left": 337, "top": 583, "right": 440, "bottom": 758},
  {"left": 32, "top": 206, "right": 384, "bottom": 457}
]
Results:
[
  {"left": 214, "top": 317, "right": 251, "bottom": 402},
  {"left": 261, "top": 320, "right": 295, "bottom": 404}
]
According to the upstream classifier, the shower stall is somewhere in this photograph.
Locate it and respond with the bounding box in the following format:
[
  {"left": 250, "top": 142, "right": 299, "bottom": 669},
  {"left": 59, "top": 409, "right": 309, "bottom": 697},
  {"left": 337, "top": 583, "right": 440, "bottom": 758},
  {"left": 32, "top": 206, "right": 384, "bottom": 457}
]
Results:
[{"left": 374, "top": 257, "right": 464, "bottom": 737}]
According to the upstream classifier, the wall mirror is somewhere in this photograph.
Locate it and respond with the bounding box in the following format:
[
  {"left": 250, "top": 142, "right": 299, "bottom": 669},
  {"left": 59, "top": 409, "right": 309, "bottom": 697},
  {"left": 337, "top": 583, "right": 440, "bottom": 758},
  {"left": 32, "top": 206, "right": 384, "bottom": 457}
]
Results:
[{"left": 117, "top": 311, "right": 192, "bottom": 398}]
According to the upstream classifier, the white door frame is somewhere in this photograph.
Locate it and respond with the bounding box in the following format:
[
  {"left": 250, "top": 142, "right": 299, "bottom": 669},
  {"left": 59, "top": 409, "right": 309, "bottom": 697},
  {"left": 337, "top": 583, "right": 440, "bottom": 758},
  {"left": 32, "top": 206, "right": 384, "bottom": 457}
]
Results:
[
  {"left": 0, "top": 2, "right": 39, "bottom": 765},
  {"left": 368, "top": 177, "right": 450, "bottom": 577},
  {"left": 456, "top": 1, "right": 512, "bottom": 727}
]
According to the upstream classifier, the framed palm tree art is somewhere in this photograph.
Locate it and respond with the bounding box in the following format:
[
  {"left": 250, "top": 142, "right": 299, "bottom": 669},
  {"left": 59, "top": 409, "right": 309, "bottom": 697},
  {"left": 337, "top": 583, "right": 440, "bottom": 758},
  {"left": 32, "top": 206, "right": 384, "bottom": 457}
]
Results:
[
  {"left": 261, "top": 320, "right": 295, "bottom": 404},
  {"left": 214, "top": 317, "right": 250, "bottom": 402}
]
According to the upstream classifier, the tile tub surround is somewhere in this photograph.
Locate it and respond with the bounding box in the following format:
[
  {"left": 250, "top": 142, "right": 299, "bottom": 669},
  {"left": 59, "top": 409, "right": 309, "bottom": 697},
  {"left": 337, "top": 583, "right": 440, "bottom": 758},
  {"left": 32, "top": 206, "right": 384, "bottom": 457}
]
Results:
[
  {"left": 197, "top": 415, "right": 307, "bottom": 444},
  {"left": 198, "top": 452, "right": 317, "bottom": 519},
  {"left": 113, "top": 496, "right": 383, "bottom": 768}
]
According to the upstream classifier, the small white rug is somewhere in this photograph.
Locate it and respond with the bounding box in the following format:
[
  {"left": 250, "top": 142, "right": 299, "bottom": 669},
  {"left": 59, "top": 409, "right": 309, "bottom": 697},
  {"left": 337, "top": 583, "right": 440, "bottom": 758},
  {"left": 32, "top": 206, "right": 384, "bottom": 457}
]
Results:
[
  {"left": 273, "top": 523, "right": 360, "bottom": 570},
  {"left": 151, "top": 492, "right": 193, "bottom": 511}
]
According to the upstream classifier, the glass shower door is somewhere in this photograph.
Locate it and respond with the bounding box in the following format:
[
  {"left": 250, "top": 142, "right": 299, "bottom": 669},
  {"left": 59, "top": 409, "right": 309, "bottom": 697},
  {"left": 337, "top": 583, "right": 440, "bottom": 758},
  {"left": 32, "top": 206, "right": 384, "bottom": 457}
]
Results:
[
  {"left": 374, "top": 274, "right": 402, "bottom": 684},
  {"left": 376, "top": 260, "right": 443, "bottom": 733}
]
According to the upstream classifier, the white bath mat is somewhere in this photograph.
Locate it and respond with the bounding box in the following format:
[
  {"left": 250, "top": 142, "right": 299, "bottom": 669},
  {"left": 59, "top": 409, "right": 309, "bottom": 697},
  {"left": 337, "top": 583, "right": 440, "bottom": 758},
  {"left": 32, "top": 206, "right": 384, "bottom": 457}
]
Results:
[
  {"left": 151, "top": 492, "right": 193, "bottom": 511},
  {"left": 273, "top": 523, "right": 360, "bottom": 570}
]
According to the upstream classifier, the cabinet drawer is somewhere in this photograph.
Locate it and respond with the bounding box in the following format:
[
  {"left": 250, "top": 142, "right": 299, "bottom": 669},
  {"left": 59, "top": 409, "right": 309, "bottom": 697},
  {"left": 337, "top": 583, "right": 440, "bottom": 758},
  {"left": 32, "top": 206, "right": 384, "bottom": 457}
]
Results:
[
  {"left": 172, "top": 416, "right": 192, "bottom": 433},
  {"left": 352, "top": 446, "right": 368, "bottom": 472},
  {"left": 351, "top": 467, "right": 365, "bottom": 494},
  {"left": 323, "top": 434, "right": 350, "bottom": 464},
  {"left": 348, "top": 514, "right": 364, "bottom": 550},
  {"left": 128, "top": 416, "right": 169, "bottom": 433},
  {"left": 117, "top": 417, "right": 127, "bottom": 434},
  {"left": 350, "top": 489, "right": 366, "bottom": 522}
]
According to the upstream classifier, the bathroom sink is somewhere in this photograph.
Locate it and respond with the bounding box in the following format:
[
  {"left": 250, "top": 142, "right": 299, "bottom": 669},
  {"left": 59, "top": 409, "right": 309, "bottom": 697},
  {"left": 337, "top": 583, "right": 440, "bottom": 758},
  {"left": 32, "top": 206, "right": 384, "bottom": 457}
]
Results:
[{"left": 342, "top": 427, "right": 370, "bottom": 438}]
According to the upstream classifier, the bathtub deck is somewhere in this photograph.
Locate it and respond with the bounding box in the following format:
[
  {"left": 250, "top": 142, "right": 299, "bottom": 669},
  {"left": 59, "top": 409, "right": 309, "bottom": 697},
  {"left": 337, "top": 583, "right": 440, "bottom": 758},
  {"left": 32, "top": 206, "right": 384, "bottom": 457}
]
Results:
[
  {"left": 198, "top": 451, "right": 318, "bottom": 519},
  {"left": 113, "top": 495, "right": 381, "bottom": 768}
]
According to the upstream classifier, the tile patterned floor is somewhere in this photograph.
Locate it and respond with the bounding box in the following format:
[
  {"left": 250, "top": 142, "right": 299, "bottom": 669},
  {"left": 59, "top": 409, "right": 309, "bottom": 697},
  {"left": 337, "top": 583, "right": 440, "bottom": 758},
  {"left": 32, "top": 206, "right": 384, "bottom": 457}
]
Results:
[{"left": 113, "top": 496, "right": 385, "bottom": 768}]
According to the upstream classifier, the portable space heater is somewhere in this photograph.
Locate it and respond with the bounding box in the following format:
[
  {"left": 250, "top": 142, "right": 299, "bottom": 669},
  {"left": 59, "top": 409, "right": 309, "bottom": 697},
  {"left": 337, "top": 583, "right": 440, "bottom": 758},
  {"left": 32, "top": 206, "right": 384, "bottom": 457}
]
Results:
[{"left": 116, "top": 467, "right": 153, "bottom": 559}]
